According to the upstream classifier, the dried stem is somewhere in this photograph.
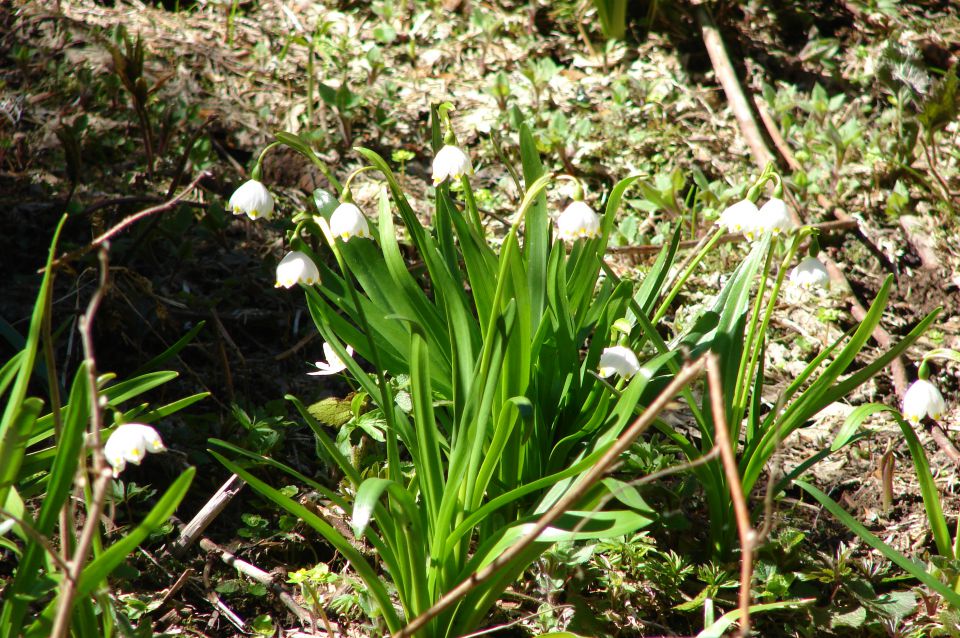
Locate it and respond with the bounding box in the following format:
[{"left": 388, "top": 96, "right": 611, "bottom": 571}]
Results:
[
  {"left": 47, "top": 171, "right": 210, "bottom": 272},
  {"left": 706, "top": 352, "right": 754, "bottom": 638},
  {"left": 393, "top": 357, "right": 706, "bottom": 638},
  {"left": 695, "top": 3, "right": 774, "bottom": 169},
  {"left": 50, "top": 245, "right": 113, "bottom": 638}
]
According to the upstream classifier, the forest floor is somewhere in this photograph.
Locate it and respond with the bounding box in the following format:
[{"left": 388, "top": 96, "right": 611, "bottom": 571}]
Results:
[{"left": 3, "top": 0, "right": 960, "bottom": 636}]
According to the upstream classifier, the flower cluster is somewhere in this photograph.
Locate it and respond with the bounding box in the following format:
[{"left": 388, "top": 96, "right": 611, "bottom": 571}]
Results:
[
  {"left": 717, "top": 197, "right": 795, "bottom": 240},
  {"left": 104, "top": 423, "right": 166, "bottom": 476}
]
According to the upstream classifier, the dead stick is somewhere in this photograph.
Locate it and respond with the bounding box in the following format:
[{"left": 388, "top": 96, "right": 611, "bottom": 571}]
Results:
[
  {"left": 393, "top": 357, "right": 706, "bottom": 638},
  {"left": 197, "top": 537, "right": 316, "bottom": 627},
  {"left": 47, "top": 171, "right": 211, "bottom": 271},
  {"left": 706, "top": 353, "right": 754, "bottom": 637},
  {"left": 171, "top": 474, "right": 245, "bottom": 557},
  {"left": 695, "top": 3, "right": 775, "bottom": 169}
]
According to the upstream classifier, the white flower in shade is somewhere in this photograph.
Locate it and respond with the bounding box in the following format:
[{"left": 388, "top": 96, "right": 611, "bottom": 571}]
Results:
[
  {"left": 789, "top": 257, "right": 830, "bottom": 290},
  {"left": 229, "top": 179, "right": 275, "bottom": 220},
  {"left": 598, "top": 346, "right": 641, "bottom": 379},
  {"left": 104, "top": 423, "right": 165, "bottom": 476},
  {"left": 557, "top": 201, "right": 601, "bottom": 241},
  {"left": 329, "top": 203, "right": 370, "bottom": 241},
  {"left": 717, "top": 199, "right": 761, "bottom": 235},
  {"left": 902, "top": 379, "right": 946, "bottom": 424},
  {"left": 747, "top": 198, "right": 795, "bottom": 239},
  {"left": 275, "top": 251, "right": 320, "bottom": 289},
  {"left": 431, "top": 144, "right": 473, "bottom": 185},
  {"left": 308, "top": 342, "right": 354, "bottom": 376}
]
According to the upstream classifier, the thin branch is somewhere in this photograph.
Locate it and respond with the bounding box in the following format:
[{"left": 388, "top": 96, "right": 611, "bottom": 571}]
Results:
[
  {"left": 50, "top": 245, "right": 113, "bottom": 638},
  {"left": 197, "top": 537, "right": 316, "bottom": 627},
  {"left": 171, "top": 474, "right": 245, "bottom": 557},
  {"left": 47, "top": 171, "right": 211, "bottom": 272},
  {"left": 706, "top": 353, "right": 754, "bottom": 638},
  {"left": 393, "top": 357, "right": 706, "bottom": 638}
]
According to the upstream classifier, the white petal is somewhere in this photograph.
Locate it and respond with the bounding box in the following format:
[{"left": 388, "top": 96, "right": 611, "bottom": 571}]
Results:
[
  {"left": 329, "top": 203, "right": 370, "bottom": 241},
  {"left": 228, "top": 180, "right": 275, "bottom": 221},
  {"left": 275, "top": 251, "right": 320, "bottom": 289},
  {"left": 902, "top": 379, "right": 946, "bottom": 423},
  {"left": 432, "top": 145, "right": 472, "bottom": 185},
  {"left": 789, "top": 257, "right": 830, "bottom": 290},
  {"left": 598, "top": 346, "right": 641, "bottom": 379},
  {"left": 756, "top": 198, "right": 794, "bottom": 236},
  {"left": 307, "top": 342, "right": 353, "bottom": 376},
  {"left": 717, "top": 199, "right": 761, "bottom": 235},
  {"left": 557, "top": 201, "right": 601, "bottom": 241},
  {"left": 104, "top": 423, "right": 164, "bottom": 476}
]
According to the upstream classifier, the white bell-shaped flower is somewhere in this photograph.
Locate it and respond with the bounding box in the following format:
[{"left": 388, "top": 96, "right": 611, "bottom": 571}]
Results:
[
  {"left": 557, "top": 201, "right": 601, "bottom": 241},
  {"left": 275, "top": 251, "right": 320, "bottom": 289},
  {"left": 308, "top": 342, "right": 354, "bottom": 376},
  {"left": 431, "top": 144, "right": 473, "bottom": 185},
  {"left": 790, "top": 256, "right": 830, "bottom": 290},
  {"left": 229, "top": 179, "right": 275, "bottom": 220},
  {"left": 104, "top": 423, "right": 166, "bottom": 477},
  {"left": 598, "top": 346, "right": 641, "bottom": 379},
  {"left": 329, "top": 203, "right": 371, "bottom": 241},
  {"left": 717, "top": 199, "right": 761, "bottom": 235},
  {"left": 747, "top": 198, "right": 795, "bottom": 239},
  {"left": 902, "top": 379, "right": 946, "bottom": 424}
]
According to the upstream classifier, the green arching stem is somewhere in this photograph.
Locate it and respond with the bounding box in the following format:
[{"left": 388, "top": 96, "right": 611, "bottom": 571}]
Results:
[
  {"left": 342, "top": 165, "right": 382, "bottom": 199},
  {"left": 652, "top": 227, "right": 726, "bottom": 325},
  {"left": 252, "top": 141, "right": 284, "bottom": 181},
  {"left": 556, "top": 174, "right": 585, "bottom": 201}
]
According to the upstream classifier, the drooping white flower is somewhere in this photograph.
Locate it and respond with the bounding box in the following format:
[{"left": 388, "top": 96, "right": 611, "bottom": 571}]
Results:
[
  {"left": 747, "top": 197, "right": 795, "bottom": 239},
  {"left": 104, "top": 423, "right": 165, "bottom": 476},
  {"left": 229, "top": 179, "right": 275, "bottom": 220},
  {"left": 431, "top": 144, "right": 473, "bottom": 185},
  {"left": 789, "top": 256, "right": 830, "bottom": 290},
  {"left": 329, "top": 203, "right": 371, "bottom": 241},
  {"left": 557, "top": 200, "right": 601, "bottom": 241},
  {"left": 308, "top": 342, "right": 354, "bottom": 376},
  {"left": 902, "top": 379, "right": 946, "bottom": 424},
  {"left": 275, "top": 251, "right": 320, "bottom": 289},
  {"left": 717, "top": 199, "right": 761, "bottom": 235},
  {"left": 598, "top": 346, "right": 641, "bottom": 379}
]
